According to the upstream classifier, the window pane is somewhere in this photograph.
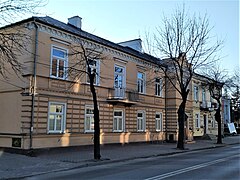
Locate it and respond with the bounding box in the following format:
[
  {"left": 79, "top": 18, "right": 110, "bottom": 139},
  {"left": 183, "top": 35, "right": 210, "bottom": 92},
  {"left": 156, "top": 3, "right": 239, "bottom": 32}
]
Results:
[
  {"left": 138, "top": 72, "right": 143, "bottom": 79},
  {"left": 58, "top": 60, "right": 64, "bottom": 78},
  {"left": 90, "top": 118, "right": 94, "bottom": 130},
  {"left": 118, "top": 118, "right": 123, "bottom": 130},
  {"left": 137, "top": 113, "right": 143, "bottom": 117},
  {"left": 86, "top": 108, "right": 94, "bottom": 114},
  {"left": 113, "top": 118, "right": 118, "bottom": 130},
  {"left": 114, "top": 111, "right": 122, "bottom": 116},
  {"left": 51, "top": 58, "right": 57, "bottom": 77},
  {"left": 56, "top": 105, "right": 63, "bottom": 113},
  {"left": 53, "top": 48, "right": 65, "bottom": 58},
  {"left": 115, "top": 67, "right": 123, "bottom": 73},
  {"left": 86, "top": 117, "right": 90, "bottom": 130},
  {"left": 49, "top": 116, "right": 55, "bottom": 131},
  {"left": 156, "top": 114, "right": 160, "bottom": 118},
  {"left": 56, "top": 116, "right": 62, "bottom": 131},
  {"left": 49, "top": 105, "right": 56, "bottom": 113}
]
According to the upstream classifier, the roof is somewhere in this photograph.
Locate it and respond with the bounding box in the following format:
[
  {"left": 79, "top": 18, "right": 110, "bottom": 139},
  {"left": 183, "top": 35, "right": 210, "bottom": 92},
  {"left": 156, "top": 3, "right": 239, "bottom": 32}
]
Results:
[{"left": 1, "top": 16, "right": 164, "bottom": 66}]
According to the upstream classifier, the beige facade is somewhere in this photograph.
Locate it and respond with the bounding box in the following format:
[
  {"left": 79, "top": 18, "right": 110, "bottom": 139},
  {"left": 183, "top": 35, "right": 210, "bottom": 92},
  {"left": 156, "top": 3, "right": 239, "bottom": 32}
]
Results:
[{"left": 0, "top": 16, "right": 220, "bottom": 150}]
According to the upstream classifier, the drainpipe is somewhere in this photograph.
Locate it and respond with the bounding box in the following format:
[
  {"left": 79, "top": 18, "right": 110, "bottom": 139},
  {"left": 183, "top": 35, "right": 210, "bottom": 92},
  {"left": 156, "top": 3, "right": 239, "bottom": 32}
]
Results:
[
  {"left": 30, "top": 20, "right": 38, "bottom": 150},
  {"left": 164, "top": 69, "right": 168, "bottom": 142}
]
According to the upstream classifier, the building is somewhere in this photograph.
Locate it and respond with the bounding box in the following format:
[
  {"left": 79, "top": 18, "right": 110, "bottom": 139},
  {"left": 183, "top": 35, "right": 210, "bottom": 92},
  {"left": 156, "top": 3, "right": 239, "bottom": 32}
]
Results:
[{"left": 0, "top": 16, "right": 220, "bottom": 150}]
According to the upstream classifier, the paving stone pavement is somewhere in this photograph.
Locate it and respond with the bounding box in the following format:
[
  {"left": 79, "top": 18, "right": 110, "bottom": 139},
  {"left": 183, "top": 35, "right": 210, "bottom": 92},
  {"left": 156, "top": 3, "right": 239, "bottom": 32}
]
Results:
[{"left": 0, "top": 135, "right": 239, "bottom": 179}]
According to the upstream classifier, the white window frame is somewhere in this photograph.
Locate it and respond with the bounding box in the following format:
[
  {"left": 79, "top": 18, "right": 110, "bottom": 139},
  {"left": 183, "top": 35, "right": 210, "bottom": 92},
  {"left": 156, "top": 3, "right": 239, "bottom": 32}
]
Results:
[
  {"left": 50, "top": 45, "right": 68, "bottom": 79},
  {"left": 113, "top": 109, "right": 124, "bottom": 132},
  {"left": 137, "top": 110, "right": 146, "bottom": 132},
  {"left": 194, "top": 86, "right": 199, "bottom": 101},
  {"left": 137, "top": 72, "right": 146, "bottom": 94},
  {"left": 48, "top": 102, "right": 66, "bottom": 133},
  {"left": 195, "top": 113, "right": 200, "bottom": 128},
  {"left": 156, "top": 112, "right": 163, "bottom": 131},
  {"left": 155, "top": 78, "right": 163, "bottom": 97},
  {"left": 84, "top": 105, "right": 95, "bottom": 133},
  {"left": 114, "top": 64, "right": 126, "bottom": 88},
  {"left": 86, "top": 58, "right": 100, "bottom": 85}
]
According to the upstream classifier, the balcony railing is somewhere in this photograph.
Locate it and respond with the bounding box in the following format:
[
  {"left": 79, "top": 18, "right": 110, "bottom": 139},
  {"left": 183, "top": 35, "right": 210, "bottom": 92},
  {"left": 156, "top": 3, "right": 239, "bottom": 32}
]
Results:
[{"left": 107, "top": 88, "right": 139, "bottom": 103}]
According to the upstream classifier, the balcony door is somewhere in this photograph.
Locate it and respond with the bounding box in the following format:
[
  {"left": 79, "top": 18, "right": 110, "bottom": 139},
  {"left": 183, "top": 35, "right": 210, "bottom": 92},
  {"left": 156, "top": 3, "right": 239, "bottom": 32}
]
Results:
[{"left": 114, "top": 65, "right": 126, "bottom": 98}]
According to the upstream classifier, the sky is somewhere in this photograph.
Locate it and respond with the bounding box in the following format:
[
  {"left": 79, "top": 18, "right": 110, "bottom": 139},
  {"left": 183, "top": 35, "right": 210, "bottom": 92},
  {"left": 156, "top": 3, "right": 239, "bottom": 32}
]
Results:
[{"left": 38, "top": 0, "right": 239, "bottom": 75}]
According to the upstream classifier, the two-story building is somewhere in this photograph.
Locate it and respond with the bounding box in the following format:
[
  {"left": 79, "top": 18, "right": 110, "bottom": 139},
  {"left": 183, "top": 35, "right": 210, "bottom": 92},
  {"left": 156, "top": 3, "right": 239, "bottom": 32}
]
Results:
[{"left": 0, "top": 16, "right": 220, "bottom": 150}]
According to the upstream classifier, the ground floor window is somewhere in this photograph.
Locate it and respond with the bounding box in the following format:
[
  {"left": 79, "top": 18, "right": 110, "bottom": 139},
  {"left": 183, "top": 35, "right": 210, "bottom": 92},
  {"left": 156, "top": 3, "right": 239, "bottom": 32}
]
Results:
[
  {"left": 195, "top": 113, "right": 200, "bottom": 128},
  {"left": 113, "top": 110, "right": 124, "bottom": 132},
  {"left": 85, "top": 105, "right": 94, "bottom": 132},
  {"left": 137, "top": 110, "right": 146, "bottom": 132},
  {"left": 156, "top": 112, "right": 163, "bottom": 131},
  {"left": 48, "top": 102, "right": 66, "bottom": 133}
]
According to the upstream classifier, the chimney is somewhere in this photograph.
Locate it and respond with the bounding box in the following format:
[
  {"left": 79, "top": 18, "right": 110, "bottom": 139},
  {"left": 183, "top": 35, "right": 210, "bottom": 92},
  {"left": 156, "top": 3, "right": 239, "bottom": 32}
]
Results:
[{"left": 68, "top": 16, "right": 82, "bottom": 29}]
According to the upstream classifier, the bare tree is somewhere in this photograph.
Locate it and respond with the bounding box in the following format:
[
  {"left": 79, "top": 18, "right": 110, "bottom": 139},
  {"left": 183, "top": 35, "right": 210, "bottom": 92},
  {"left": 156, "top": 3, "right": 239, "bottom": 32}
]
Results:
[
  {"left": 202, "top": 65, "right": 231, "bottom": 144},
  {"left": 0, "top": 0, "right": 46, "bottom": 77},
  {"left": 69, "top": 41, "right": 107, "bottom": 160},
  {"left": 152, "top": 5, "right": 223, "bottom": 149}
]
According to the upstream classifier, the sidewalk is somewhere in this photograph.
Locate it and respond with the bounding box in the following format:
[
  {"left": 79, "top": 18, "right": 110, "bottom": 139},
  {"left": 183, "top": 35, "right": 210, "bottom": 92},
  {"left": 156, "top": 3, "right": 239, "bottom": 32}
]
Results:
[{"left": 0, "top": 135, "right": 239, "bottom": 179}]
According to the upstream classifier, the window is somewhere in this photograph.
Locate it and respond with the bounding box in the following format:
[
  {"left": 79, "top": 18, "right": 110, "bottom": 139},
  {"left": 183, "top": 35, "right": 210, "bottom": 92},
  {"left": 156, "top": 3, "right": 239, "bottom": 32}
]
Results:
[
  {"left": 113, "top": 110, "right": 124, "bottom": 132},
  {"left": 51, "top": 46, "right": 68, "bottom": 79},
  {"left": 114, "top": 65, "right": 126, "bottom": 98},
  {"left": 155, "top": 78, "right": 163, "bottom": 97},
  {"left": 85, "top": 105, "right": 94, "bottom": 132},
  {"left": 156, "top": 112, "right": 163, "bottom": 131},
  {"left": 194, "top": 86, "right": 199, "bottom": 101},
  {"left": 86, "top": 59, "right": 100, "bottom": 85},
  {"left": 195, "top": 113, "right": 200, "bottom": 128},
  {"left": 48, "top": 102, "right": 66, "bottom": 133},
  {"left": 137, "top": 111, "right": 145, "bottom": 131},
  {"left": 202, "top": 88, "right": 206, "bottom": 102},
  {"left": 137, "top": 72, "right": 145, "bottom": 93}
]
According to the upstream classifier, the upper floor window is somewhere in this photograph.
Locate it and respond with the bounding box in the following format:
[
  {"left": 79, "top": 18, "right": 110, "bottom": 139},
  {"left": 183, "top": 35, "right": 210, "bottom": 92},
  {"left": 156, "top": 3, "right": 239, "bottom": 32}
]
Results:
[
  {"left": 48, "top": 102, "right": 66, "bottom": 133},
  {"left": 137, "top": 72, "right": 145, "bottom": 94},
  {"left": 86, "top": 59, "right": 100, "bottom": 85},
  {"left": 137, "top": 111, "right": 146, "bottom": 132},
  {"left": 202, "top": 88, "right": 206, "bottom": 102},
  {"left": 155, "top": 78, "right": 163, "bottom": 97},
  {"left": 194, "top": 86, "right": 199, "bottom": 101},
  {"left": 156, "top": 112, "right": 163, "bottom": 131},
  {"left": 50, "top": 46, "right": 68, "bottom": 79}
]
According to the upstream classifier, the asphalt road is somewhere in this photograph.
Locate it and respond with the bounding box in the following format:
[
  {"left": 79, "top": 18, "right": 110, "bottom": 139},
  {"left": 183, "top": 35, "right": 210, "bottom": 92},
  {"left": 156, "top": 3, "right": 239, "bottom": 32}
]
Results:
[{"left": 27, "top": 144, "right": 240, "bottom": 180}]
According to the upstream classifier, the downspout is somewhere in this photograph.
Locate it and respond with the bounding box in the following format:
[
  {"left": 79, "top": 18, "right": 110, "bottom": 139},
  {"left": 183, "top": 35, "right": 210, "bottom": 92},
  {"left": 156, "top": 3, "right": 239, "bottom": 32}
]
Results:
[
  {"left": 164, "top": 69, "right": 168, "bottom": 141},
  {"left": 30, "top": 21, "right": 38, "bottom": 150}
]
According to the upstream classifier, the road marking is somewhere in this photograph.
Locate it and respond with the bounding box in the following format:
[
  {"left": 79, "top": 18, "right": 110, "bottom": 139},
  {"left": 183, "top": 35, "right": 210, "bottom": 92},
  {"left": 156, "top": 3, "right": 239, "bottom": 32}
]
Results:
[{"left": 145, "top": 154, "right": 239, "bottom": 180}]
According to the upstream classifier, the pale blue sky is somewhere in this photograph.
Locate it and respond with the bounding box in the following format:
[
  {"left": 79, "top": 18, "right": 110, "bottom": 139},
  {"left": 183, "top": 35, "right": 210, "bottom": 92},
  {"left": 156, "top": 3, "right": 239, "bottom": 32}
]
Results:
[{"left": 39, "top": 0, "right": 239, "bottom": 74}]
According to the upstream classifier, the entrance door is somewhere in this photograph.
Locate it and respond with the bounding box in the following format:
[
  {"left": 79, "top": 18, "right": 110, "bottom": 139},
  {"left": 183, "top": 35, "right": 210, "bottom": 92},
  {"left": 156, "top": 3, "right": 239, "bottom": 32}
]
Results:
[{"left": 204, "top": 114, "right": 208, "bottom": 134}]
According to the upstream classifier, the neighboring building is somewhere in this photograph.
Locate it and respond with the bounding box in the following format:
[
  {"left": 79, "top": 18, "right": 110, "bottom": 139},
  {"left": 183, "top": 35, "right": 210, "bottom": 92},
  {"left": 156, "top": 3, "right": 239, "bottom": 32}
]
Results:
[
  {"left": 192, "top": 74, "right": 221, "bottom": 137},
  {"left": 0, "top": 16, "right": 221, "bottom": 150},
  {"left": 222, "top": 96, "right": 231, "bottom": 124}
]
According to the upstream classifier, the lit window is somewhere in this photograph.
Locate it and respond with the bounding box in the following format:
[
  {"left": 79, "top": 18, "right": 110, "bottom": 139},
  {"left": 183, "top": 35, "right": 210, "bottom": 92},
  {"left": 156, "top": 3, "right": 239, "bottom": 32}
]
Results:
[
  {"left": 85, "top": 105, "right": 94, "bottom": 132},
  {"left": 155, "top": 78, "right": 163, "bottom": 97},
  {"left": 156, "top": 113, "right": 163, "bottom": 131},
  {"left": 137, "top": 72, "right": 145, "bottom": 93},
  {"left": 113, "top": 110, "right": 124, "bottom": 132},
  {"left": 50, "top": 47, "right": 68, "bottom": 79},
  {"left": 137, "top": 111, "right": 145, "bottom": 131},
  {"left": 48, "top": 102, "right": 66, "bottom": 133}
]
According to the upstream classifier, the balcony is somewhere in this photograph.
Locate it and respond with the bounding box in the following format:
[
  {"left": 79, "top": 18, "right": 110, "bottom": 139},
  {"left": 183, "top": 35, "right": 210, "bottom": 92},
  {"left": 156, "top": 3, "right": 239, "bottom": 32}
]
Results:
[
  {"left": 106, "top": 88, "right": 139, "bottom": 106},
  {"left": 200, "top": 101, "right": 212, "bottom": 111}
]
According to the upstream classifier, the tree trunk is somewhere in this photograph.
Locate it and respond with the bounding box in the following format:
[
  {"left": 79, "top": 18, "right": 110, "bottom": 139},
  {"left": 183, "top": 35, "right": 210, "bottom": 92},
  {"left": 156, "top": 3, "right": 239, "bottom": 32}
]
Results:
[
  {"left": 177, "top": 98, "right": 187, "bottom": 149},
  {"left": 215, "top": 102, "right": 222, "bottom": 144},
  {"left": 89, "top": 73, "right": 101, "bottom": 160}
]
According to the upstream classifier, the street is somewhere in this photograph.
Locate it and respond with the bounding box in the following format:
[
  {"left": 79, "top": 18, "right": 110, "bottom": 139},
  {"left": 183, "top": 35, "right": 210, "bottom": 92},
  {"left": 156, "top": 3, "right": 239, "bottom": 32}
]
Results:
[{"left": 26, "top": 144, "right": 240, "bottom": 180}]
